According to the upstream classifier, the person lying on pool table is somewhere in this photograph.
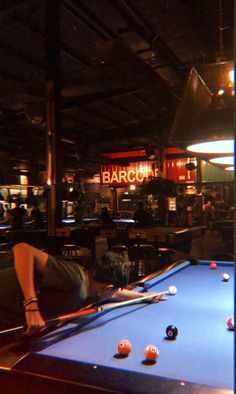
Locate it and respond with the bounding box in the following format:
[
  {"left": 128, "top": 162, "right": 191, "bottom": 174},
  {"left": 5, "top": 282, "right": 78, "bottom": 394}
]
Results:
[{"left": 0, "top": 242, "right": 157, "bottom": 336}]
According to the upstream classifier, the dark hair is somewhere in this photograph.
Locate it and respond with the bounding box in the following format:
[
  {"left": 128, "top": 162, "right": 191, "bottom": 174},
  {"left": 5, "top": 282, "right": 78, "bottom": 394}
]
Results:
[{"left": 91, "top": 251, "right": 129, "bottom": 289}]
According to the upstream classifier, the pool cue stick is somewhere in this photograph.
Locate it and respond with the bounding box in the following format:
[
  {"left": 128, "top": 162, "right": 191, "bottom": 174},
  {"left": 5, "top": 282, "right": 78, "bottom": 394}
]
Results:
[{"left": 0, "top": 290, "right": 168, "bottom": 337}]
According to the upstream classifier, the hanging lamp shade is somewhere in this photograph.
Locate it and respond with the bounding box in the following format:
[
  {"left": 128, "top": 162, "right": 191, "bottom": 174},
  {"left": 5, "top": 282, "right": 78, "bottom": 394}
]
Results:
[
  {"left": 169, "top": 62, "right": 234, "bottom": 156},
  {"left": 209, "top": 156, "right": 234, "bottom": 165}
]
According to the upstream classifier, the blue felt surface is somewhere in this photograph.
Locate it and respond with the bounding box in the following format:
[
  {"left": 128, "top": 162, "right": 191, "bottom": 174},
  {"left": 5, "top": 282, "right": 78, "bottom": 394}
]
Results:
[{"left": 37, "top": 262, "right": 234, "bottom": 389}]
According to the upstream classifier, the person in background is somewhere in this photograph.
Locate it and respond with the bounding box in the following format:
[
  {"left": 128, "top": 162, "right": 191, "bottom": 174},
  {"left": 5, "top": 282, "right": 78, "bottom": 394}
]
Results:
[
  {"left": 4, "top": 204, "right": 10, "bottom": 221},
  {"left": 176, "top": 197, "right": 186, "bottom": 226},
  {"left": 9, "top": 198, "right": 27, "bottom": 230},
  {"left": 99, "top": 207, "right": 114, "bottom": 227},
  {"left": 133, "top": 202, "right": 152, "bottom": 227},
  {"left": 26, "top": 201, "right": 44, "bottom": 229},
  {"left": 0, "top": 203, "right": 5, "bottom": 221},
  {"left": 74, "top": 196, "right": 86, "bottom": 225},
  {"left": 203, "top": 200, "right": 214, "bottom": 228},
  {"left": 186, "top": 203, "right": 193, "bottom": 226},
  {"left": 0, "top": 243, "right": 160, "bottom": 335}
]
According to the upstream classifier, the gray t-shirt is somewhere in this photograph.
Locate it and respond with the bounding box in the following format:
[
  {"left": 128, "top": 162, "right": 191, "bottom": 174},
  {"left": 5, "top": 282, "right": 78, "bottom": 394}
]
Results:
[{"left": 0, "top": 256, "right": 89, "bottom": 330}]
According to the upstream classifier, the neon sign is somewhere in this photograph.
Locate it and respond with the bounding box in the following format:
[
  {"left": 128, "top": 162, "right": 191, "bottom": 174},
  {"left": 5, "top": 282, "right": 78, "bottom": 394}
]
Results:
[{"left": 101, "top": 161, "right": 158, "bottom": 185}]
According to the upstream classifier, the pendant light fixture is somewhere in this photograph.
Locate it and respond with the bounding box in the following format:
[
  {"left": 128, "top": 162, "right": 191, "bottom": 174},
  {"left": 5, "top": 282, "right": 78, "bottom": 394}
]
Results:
[{"left": 169, "top": 0, "right": 234, "bottom": 158}]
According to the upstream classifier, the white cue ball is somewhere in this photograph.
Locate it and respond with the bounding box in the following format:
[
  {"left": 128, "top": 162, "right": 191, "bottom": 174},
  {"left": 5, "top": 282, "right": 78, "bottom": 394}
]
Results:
[
  {"left": 168, "top": 285, "right": 177, "bottom": 295},
  {"left": 222, "top": 273, "right": 230, "bottom": 282}
]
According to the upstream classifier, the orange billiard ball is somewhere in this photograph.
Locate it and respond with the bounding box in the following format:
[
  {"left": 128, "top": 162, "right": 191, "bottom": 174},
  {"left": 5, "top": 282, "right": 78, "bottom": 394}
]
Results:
[
  {"left": 210, "top": 262, "right": 217, "bottom": 270},
  {"left": 117, "top": 339, "right": 132, "bottom": 356},
  {"left": 227, "top": 316, "right": 234, "bottom": 330},
  {"left": 144, "top": 345, "right": 159, "bottom": 362}
]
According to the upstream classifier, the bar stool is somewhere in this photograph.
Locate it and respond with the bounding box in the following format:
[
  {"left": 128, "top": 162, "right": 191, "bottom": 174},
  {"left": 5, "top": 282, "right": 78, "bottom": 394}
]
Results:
[
  {"left": 109, "top": 245, "right": 129, "bottom": 262},
  {"left": 61, "top": 244, "right": 91, "bottom": 267},
  {"left": 157, "top": 247, "right": 176, "bottom": 266},
  {"left": 109, "top": 244, "right": 136, "bottom": 283},
  {"left": 128, "top": 244, "right": 156, "bottom": 279}
]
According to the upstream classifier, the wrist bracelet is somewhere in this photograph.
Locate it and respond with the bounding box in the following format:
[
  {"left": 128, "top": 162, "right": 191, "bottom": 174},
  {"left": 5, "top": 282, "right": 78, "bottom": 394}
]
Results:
[
  {"left": 23, "top": 297, "right": 38, "bottom": 307},
  {"left": 24, "top": 299, "right": 38, "bottom": 308}
]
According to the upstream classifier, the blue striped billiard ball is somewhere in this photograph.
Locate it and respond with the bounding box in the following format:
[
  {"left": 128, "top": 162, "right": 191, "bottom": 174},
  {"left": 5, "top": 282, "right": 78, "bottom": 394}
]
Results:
[{"left": 166, "top": 325, "right": 178, "bottom": 339}]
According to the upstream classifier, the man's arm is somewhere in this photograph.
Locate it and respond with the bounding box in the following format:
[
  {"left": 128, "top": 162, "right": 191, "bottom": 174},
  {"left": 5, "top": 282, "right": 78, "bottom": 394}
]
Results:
[
  {"left": 111, "top": 288, "right": 161, "bottom": 303},
  {"left": 13, "top": 242, "right": 49, "bottom": 335}
]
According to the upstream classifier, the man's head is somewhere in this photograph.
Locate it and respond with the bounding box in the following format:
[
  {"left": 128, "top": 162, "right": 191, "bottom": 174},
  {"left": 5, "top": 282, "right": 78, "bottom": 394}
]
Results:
[{"left": 91, "top": 251, "right": 129, "bottom": 289}]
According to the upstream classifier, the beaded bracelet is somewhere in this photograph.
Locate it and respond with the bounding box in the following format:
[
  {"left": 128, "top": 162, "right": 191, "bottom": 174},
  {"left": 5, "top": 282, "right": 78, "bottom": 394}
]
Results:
[{"left": 23, "top": 297, "right": 38, "bottom": 308}]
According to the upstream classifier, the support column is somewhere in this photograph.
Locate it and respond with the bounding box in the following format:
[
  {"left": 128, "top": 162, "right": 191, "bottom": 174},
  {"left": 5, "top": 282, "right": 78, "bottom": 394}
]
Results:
[
  {"left": 45, "top": 0, "right": 62, "bottom": 235},
  {"left": 112, "top": 187, "right": 118, "bottom": 211},
  {"left": 196, "top": 159, "right": 204, "bottom": 225},
  {"left": 157, "top": 146, "right": 167, "bottom": 224},
  {"left": 158, "top": 145, "right": 166, "bottom": 178}
]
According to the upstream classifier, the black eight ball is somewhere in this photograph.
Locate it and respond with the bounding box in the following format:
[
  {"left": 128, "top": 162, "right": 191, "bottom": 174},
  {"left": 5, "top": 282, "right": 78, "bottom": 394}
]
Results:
[{"left": 166, "top": 325, "right": 178, "bottom": 339}]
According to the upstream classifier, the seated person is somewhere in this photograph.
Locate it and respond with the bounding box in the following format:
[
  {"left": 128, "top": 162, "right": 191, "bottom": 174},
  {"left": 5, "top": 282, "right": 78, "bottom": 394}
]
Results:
[
  {"left": 0, "top": 243, "right": 159, "bottom": 335},
  {"left": 26, "top": 202, "right": 44, "bottom": 228},
  {"left": 133, "top": 202, "right": 152, "bottom": 227},
  {"left": 99, "top": 207, "right": 114, "bottom": 227},
  {"left": 9, "top": 198, "right": 27, "bottom": 230}
]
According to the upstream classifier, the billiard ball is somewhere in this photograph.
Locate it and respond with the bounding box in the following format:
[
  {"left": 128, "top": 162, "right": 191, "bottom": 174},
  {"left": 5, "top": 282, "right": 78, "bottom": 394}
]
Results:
[
  {"left": 144, "top": 345, "right": 159, "bottom": 362},
  {"left": 227, "top": 316, "right": 234, "bottom": 330},
  {"left": 168, "top": 285, "right": 177, "bottom": 295},
  {"left": 166, "top": 325, "right": 178, "bottom": 339},
  {"left": 210, "top": 262, "right": 217, "bottom": 270},
  {"left": 117, "top": 339, "right": 132, "bottom": 355},
  {"left": 222, "top": 273, "right": 230, "bottom": 282}
]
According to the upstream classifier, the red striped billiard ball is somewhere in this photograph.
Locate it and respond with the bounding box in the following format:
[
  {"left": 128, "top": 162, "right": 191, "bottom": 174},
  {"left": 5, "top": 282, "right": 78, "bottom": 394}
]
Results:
[
  {"left": 117, "top": 339, "right": 132, "bottom": 356},
  {"left": 144, "top": 345, "right": 159, "bottom": 362}
]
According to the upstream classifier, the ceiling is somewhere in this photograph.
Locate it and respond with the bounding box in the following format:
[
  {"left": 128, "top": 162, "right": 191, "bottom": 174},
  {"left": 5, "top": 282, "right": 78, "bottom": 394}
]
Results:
[{"left": 0, "top": 0, "right": 234, "bottom": 181}]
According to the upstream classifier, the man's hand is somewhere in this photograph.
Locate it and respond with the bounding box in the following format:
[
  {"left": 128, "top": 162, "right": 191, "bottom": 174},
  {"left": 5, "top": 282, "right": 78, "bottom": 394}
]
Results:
[
  {"left": 111, "top": 289, "right": 167, "bottom": 303},
  {"left": 141, "top": 292, "right": 167, "bottom": 303},
  {"left": 25, "top": 310, "right": 46, "bottom": 336}
]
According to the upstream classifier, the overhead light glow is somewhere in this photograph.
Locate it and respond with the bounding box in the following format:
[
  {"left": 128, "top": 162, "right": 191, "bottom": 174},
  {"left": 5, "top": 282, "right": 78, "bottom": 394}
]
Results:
[
  {"left": 209, "top": 156, "right": 234, "bottom": 165},
  {"left": 229, "top": 70, "right": 234, "bottom": 85},
  {"left": 225, "top": 166, "right": 234, "bottom": 171},
  {"left": 187, "top": 140, "right": 234, "bottom": 154}
]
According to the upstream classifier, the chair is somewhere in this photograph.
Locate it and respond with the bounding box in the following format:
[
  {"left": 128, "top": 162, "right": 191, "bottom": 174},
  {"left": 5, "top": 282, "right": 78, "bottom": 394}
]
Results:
[
  {"left": 100, "top": 228, "right": 118, "bottom": 249},
  {"left": 157, "top": 247, "right": 176, "bottom": 266},
  {"left": 109, "top": 244, "right": 136, "bottom": 282},
  {"left": 61, "top": 244, "right": 91, "bottom": 267},
  {"left": 128, "top": 243, "right": 157, "bottom": 280}
]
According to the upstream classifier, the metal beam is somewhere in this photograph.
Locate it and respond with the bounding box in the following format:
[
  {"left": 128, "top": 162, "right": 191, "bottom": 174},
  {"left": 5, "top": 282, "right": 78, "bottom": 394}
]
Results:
[
  {"left": 13, "top": 13, "right": 91, "bottom": 68},
  {"left": 111, "top": 0, "right": 183, "bottom": 69},
  {"left": 62, "top": 86, "right": 143, "bottom": 109},
  {"left": 65, "top": 0, "right": 117, "bottom": 39},
  {"left": 61, "top": 0, "right": 116, "bottom": 40},
  {"left": 0, "top": 39, "right": 43, "bottom": 69},
  {"left": 0, "top": 0, "right": 39, "bottom": 16}
]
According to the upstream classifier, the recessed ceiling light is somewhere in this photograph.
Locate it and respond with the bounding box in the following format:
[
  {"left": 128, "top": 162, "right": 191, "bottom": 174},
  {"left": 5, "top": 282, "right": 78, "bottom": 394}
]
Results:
[{"left": 187, "top": 139, "right": 234, "bottom": 154}]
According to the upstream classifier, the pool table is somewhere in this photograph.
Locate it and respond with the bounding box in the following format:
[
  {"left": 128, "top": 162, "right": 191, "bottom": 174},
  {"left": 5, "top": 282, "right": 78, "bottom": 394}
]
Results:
[{"left": 0, "top": 260, "right": 234, "bottom": 393}]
